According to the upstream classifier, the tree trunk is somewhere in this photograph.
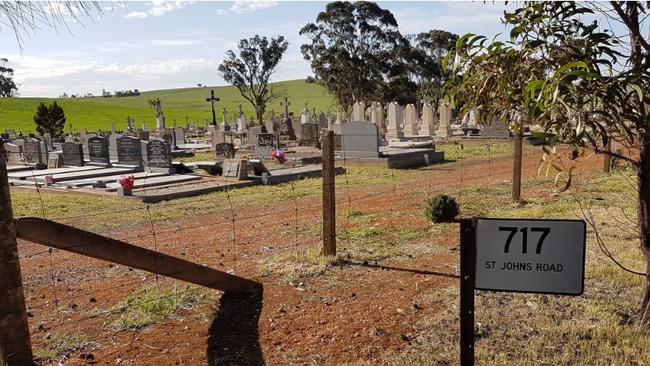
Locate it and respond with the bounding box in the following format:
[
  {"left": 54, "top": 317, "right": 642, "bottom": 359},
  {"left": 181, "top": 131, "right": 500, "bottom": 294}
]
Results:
[
  {"left": 512, "top": 124, "right": 523, "bottom": 203},
  {"left": 637, "top": 134, "right": 650, "bottom": 325}
]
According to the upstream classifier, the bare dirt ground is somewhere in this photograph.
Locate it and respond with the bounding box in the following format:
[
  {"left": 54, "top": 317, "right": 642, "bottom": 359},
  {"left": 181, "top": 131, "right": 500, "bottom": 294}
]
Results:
[{"left": 13, "top": 144, "right": 607, "bottom": 365}]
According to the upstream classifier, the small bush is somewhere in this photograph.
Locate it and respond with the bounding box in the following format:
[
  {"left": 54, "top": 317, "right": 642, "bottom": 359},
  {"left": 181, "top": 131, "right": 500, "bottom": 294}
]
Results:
[{"left": 424, "top": 194, "right": 460, "bottom": 223}]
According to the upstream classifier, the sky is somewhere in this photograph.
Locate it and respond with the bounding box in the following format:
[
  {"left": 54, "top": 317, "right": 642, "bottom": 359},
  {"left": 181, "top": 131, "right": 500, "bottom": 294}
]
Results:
[{"left": 1, "top": 1, "right": 525, "bottom": 97}]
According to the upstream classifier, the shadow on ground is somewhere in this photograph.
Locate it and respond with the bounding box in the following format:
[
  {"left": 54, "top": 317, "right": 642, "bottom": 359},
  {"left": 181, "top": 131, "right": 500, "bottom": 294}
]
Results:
[{"left": 207, "top": 286, "right": 265, "bottom": 365}]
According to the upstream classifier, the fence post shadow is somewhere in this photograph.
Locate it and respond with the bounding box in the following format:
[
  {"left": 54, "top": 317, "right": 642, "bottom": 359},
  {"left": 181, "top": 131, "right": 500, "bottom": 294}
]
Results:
[{"left": 207, "top": 286, "right": 265, "bottom": 366}]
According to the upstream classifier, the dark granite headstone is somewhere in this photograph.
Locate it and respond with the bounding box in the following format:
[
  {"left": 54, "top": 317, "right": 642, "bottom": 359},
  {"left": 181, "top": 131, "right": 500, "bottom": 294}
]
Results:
[
  {"left": 340, "top": 121, "right": 381, "bottom": 158},
  {"left": 62, "top": 142, "right": 84, "bottom": 166},
  {"left": 116, "top": 136, "right": 142, "bottom": 166},
  {"left": 142, "top": 139, "right": 171, "bottom": 168},
  {"left": 88, "top": 136, "right": 110, "bottom": 164},
  {"left": 215, "top": 143, "right": 235, "bottom": 159}
]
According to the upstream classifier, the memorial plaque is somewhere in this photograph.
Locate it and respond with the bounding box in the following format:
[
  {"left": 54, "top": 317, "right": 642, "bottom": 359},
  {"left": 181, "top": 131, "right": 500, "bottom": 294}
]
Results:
[{"left": 88, "top": 136, "right": 110, "bottom": 164}]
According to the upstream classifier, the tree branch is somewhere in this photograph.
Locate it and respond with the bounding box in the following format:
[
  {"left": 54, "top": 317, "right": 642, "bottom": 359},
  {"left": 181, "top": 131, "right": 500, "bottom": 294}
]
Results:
[
  {"left": 609, "top": 1, "right": 650, "bottom": 54},
  {"left": 592, "top": 146, "right": 639, "bottom": 166}
]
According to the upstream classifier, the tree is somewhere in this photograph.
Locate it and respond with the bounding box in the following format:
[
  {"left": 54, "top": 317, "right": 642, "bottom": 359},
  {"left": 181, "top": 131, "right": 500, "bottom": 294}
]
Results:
[
  {"left": 453, "top": 1, "right": 650, "bottom": 324},
  {"left": 218, "top": 35, "right": 288, "bottom": 126},
  {"left": 300, "top": 1, "right": 404, "bottom": 111},
  {"left": 33, "top": 101, "right": 66, "bottom": 137},
  {"left": 410, "top": 30, "right": 458, "bottom": 110},
  {"left": 0, "top": 58, "right": 17, "bottom": 97}
]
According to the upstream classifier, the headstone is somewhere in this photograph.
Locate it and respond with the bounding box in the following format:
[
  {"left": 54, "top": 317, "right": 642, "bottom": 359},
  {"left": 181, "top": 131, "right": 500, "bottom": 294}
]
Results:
[
  {"left": 318, "top": 112, "right": 327, "bottom": 129},
  {"left": 299, "top": 124, "right": 320, "bottom": 147},
  {"left": 352, "top": 101, "right": 366, "bottom": 121},
  {"left": 236, "top": 115, "right": 247, "bottom": 133},
  {"left": 300, "top": 109, "right": 312, "bottom": 125},
  {"left": 138, "top": 130, "right": 150, "bottom": 141},
  {"left": 462, "top": 109, "right": 477, "bottom": 126},
  {"left": 419, "top": 102, "right": 436, "bottom": 137},
  {"left": 404, "top": 104, "right": 419, "bottom": 135},
  {"left": 340, "top": 121, "right": 381, "bottom": 158},
  {"left": 292, "top": 118, "right": 302, "bottom": 139},
  {"left": 109, "top": 132, "right": 122, "bottom": 162},
  {"left": 4, "top": 143, "right": 23, "bottom": 165},
  {"left": 436, "top": 103, "right": 452, "bottom": 138},
  {"left": 141, "top": 139, "right": 172, "bottom": 170},
  {"left": 42, "top": 133, "right": 53, "bottom": 151},
  {"left": 154, "top": 99, "right": 166, "bottom": 131},
  {"left": 61, "top": 142, "right": 84, "bottom": 166},
  {"left": 222, "top": 159, "right": 248, "bottom": 180},
  {"left": 116, "top": 136, "right": 142, "bottom": 166},
  {"left": 333, "top": 113, "right": 343, "bottom": 134},
  {"left": 173, "top": 127, "right": 185, "bottom": 146},
  {"left": 281, "top": 118, "right": 297, "bottom": 140},
  {"left": 210, "top": 127, "right": 226, "bottom": 149},
  {"left": 386, "top": 102, "right": 404, "bottom": 140},
  {"left": 47, "top": 154, "right": 61, "bottom": 169},
  {"left": 247, "top": 127, "right": 262, "bottom": 147},
  {"left": 24, "top": 138, "right": 47, "bottom": 164},
  {"left": 265, "top": 113, "right": 275, "bottom": 134},
  {"left": 88, "top": 136, "right": 110, "bottom": 164},
  {"left": 254, "top": 133, "right": 276, "bottom": 159},
  {"left": 215, "top": 143, "right": 235, "bottom": 160},
  {"left": 370, "top": 102, "right": 386, "bottom": 134},
  {"left": 481, "top": 119, "right": 511, "bottom": 138}
]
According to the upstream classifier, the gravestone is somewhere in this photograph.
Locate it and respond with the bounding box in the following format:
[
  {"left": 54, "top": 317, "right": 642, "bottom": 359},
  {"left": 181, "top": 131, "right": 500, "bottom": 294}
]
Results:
[
  {"left": 254, "top": 133, "right": 276, "bottom": 159},
  {"left": 24, "top": 138, "right": 47, "bottom": 164},
  {"left": 291, "top": 118, "right": 302, "bottom": 139},
  {"left": 436, "top": 103, "right": 452, "bottom": 138},
  {"left": 138, "top": 130, "right": 150, "bottom": 141},
  {"left": 340, "top": 121, "right": 381, "bottom": 158},
  {"left": 299, "top": 124, "right": 320, "bottom": 147},
  {"left": 318, "top": 112, "right": 328, "bottom": 129},
  {"left": 482, "top": 120, "right": 511, "bottom": 138},
  {"left": 173, "top": 127, "right": 185, "bottom": 146},
  {"left": 142, "top": 139, "right": 172, "bottom": 171},
  {"left": 248, "top": 127, "right": 262, "bottom": 147},
  {"left": 370, "top": 102, "right": 386, "bottom": 134},
  {"left": 215, "top": 143, "right": 235, "bottom": 160},
  {"left": 222, "top": 159, "right": 248, "bottom": 180},
  {"left": 47, "top": 153, "right": 61, "bottom": 169},
  {"left": 265, "top": 117, "right": 276, "bottom": 134},
  {"left": 404, "top": 104, "right": 419, "bottom": 135},
  {"left": 386, "top": 102, "right": 404, "bottom": 140},
  {"left": 116, "top": 136, "right": 142, "bottom": 166},
  {"left": 42, "top": 133, "right": 53, "bottom": 151},
  {"left": 88, "top": 136, "right": 110, "bottom": 164},
  {"left": 419, "top": 102, "right": 436, "bottom": 137},
  {"left": 4, "top": 143, "right": 23, "bottom": 165},
  {"left": 236, "top": 115, "right": 247, "bottom": 132},
  {"left": 109, "top": 132, "right": 122, "bottom": 162},
  {"left": 62, "top": 142, "right": 84, "bottom": 166},
  {"left": 352, "top": 101, "right": 367, "bottom": 121}
]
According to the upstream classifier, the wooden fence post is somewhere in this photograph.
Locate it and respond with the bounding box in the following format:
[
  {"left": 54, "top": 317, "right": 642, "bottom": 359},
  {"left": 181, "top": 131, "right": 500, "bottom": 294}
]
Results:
[
  {"left": 0, "top": 139, "right": 34, "bottom": 365},
  {"left": 322, "top": 130, "right": 336, "bottom": 256}
]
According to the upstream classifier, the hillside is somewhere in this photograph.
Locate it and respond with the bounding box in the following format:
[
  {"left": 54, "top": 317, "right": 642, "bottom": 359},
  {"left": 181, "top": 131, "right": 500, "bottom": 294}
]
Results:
[{"left": 0, "top": 79, "right": 335, "bottom": 134}]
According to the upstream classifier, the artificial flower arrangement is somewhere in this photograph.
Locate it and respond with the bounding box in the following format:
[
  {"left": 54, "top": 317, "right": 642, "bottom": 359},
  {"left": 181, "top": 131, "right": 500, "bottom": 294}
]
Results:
[
  {"left": 271, "top": 149, "right": 286, "bottom": 164},
  {"left": 118, "top": 175, "right": 136, "bottom": 189}
]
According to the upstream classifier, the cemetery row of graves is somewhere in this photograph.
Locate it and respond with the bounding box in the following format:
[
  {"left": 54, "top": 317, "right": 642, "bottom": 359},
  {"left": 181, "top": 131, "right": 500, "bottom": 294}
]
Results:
[
  {"left": 4, "top": 98, "right": 647, "bottom": 365},
  {"left": 2, "top": 98, "right": 508, "bottom": 202}
]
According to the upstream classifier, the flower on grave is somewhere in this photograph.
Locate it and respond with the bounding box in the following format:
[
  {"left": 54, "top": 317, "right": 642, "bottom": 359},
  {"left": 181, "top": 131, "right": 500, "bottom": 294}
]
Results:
[
  {"left": 118, "top": 175, "right": 136, "bottom": 189},
  {"left": 271, "top": 149, "right": 286, "bottom": 164}
]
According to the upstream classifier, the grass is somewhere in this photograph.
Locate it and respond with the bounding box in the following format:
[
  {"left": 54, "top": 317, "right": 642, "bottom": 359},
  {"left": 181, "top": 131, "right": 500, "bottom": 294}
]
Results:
[
  {"left": 97, "top": 286, "right": 213, "bottom": 331},
  {"left": 0, "top": 79, "right": 335, "bottom": 134},
  {"left": 33, "top": 332, "right": 99, "bottom": 362}
]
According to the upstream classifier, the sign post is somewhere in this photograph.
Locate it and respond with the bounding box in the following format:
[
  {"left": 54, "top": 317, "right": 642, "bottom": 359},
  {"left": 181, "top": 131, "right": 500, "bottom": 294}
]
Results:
[{"left": 459, "top": 218, "right": 586, "bottom": 365}]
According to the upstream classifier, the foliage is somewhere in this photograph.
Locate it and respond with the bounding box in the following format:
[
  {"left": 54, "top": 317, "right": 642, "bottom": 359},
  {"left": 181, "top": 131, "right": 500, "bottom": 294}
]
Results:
[
  {"left": 218, "top": 35, "right": 289, "bottom": 125},
  {"left": 424, "top": 194, "right": 459, "bottom": 223},
  {"left": 0, "top": 58, "right": 17, "bottom": 97},
  {"left": 33, "top": 101, "right": 66, "bottom": 137},
  {"left": 300, "top": 1, "right": 404, "bottom": 111}
]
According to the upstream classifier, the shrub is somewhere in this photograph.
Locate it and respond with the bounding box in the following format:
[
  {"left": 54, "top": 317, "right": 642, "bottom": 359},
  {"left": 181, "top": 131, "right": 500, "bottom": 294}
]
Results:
[{"left": 424, "top": 194, "right": 460, "bottom": 223}]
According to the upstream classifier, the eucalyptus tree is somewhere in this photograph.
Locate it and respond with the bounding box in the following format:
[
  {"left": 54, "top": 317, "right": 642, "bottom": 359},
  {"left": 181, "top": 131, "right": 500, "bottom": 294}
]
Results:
[
  {"left": 218, "top": 35, "right": 289, "bottom": 125},
  {"left": 300, "top": 1, "right": 404, "bottom": 111}
]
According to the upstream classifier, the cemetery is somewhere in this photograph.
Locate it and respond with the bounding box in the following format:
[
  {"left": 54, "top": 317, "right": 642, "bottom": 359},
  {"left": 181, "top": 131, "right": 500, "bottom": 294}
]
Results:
[{"left": 2, "top": 2, "right": 650, "bottom": 366}]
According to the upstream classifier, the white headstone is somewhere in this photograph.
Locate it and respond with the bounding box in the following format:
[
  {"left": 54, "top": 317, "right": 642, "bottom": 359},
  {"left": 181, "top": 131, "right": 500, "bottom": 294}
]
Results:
[
  {"left": 386, "top": 102, "right": 404, "bottom": 140},
  {"left": 419, "top": 102, "right": 436, "bottom": 137},
  {"left": 404, "top": 104, "right": 418, "bottom": 136},
  {"left": 370, "top": 102, "right": 386, "bottom": 134},
  {"left": 436, "top": 103, "right": 452, "bottom": 138},
  {"left": 352, "top": 101, "right": 366, "bottom": 122}
]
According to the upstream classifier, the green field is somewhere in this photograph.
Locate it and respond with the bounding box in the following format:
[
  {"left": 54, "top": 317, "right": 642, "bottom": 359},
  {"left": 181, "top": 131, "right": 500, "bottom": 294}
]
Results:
[{"left": 0, "top": 79, "right": 336, "bottom": 134}]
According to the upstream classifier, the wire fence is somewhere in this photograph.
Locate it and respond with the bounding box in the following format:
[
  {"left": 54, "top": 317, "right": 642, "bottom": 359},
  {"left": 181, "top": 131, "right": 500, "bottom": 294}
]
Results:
[{"left": 2, "top": 139, "right": 610, "bottom": 362}]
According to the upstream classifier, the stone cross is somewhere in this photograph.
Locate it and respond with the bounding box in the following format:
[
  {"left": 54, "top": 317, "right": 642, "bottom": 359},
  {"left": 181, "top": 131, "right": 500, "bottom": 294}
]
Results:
[
  {"left": 206, "top": 90, "right": 220, "bottom": 126},
  {"left": 154, "top": 98, "right": 166, "bottom": 131}
]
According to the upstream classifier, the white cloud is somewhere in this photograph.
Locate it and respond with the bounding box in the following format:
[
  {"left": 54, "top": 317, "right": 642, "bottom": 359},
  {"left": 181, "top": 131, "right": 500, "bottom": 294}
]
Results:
[
  {"left": 215, "top": 1, "right": 278, "bottom": 15},
  {"left": 122, "top": 1, "right": 190, "bottom": 19},
  {"left": 96, "top": 58, "right": 220, "bottom": 75},
  {"left": 124, "top": 11, "right": 148, "bottom": 19},
  {"left": 149, "top": 39, "right": 204, "bottom": 46}
]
